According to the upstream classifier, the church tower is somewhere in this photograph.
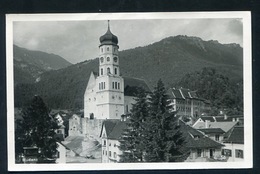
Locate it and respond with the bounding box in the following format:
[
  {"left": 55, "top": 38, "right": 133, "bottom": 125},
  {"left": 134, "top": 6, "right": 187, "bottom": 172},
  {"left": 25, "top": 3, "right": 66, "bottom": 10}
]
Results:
[{"left": 95, "top": 21, "right": 125, "bottom": 119}]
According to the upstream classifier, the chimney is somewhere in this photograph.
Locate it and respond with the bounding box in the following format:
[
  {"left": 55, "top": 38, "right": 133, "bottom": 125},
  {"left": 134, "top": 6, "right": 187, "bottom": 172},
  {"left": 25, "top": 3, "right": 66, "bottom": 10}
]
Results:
[
  {"left": 224, "top": 114, "right": 227, "bottom": 120},
  {"left": 232, "top": 118, "right": 236, "bottom": 122},
  {"left": 236, "top": 118, "right": 240, "bottom": 122},
  {"left": 121, "top": 115, "right": 127, "bottom": 122},
  {"left": 205, "top": 120, "right": 210, "bottom": 128}
]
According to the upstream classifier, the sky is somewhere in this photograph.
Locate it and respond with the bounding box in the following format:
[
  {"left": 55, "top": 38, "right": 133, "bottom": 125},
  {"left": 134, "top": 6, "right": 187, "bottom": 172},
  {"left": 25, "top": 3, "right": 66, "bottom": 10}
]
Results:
[{"left": 13, "top": 18, "right": 243, "bottom": 64}]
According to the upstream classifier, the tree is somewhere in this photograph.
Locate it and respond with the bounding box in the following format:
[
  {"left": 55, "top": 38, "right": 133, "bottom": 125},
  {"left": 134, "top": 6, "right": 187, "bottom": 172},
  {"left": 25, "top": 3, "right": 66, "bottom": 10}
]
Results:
[
  {"left": 16, "top": 95, "right": 58, "bottom": 163},
  {"left": 119, "top": 87, "right": 149, "bottom": 162},
  {"left": 144, "top": 79, "right": 185, "bottom": 162}
]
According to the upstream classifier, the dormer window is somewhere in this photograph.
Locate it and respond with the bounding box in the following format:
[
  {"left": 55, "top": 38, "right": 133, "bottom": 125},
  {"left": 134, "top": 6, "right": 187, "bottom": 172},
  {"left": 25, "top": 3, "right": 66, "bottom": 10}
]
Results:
[{"left": 194, "top": 135, "right": 200, "bottom": 140}]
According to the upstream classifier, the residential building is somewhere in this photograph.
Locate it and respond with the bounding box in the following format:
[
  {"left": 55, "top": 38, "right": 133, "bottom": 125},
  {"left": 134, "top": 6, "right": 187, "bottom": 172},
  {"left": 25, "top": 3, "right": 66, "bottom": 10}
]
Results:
[
  {"left": 222, "top": 126, "right": 244, "bottom": 162},
  {"left": 167, "top": 88, "right": 210, "bottom": 120},
  {"left": 193, "top": 116, "right": 239, "bottom": 133},
  {"left": 178, "top": 120, "right": 224, "bottom": 162},
  {"left": 100, "top": 119, "right": 127, "bottom": 163},
  {"left": 100, "top": 118, "right": 224, "bottom": 163}
]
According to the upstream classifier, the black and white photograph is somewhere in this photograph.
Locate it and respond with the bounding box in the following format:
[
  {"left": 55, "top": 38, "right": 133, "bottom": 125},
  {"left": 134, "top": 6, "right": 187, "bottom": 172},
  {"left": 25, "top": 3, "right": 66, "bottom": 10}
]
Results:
[{"left": 6, "top": 12, "right": 252, "bottom": 171}]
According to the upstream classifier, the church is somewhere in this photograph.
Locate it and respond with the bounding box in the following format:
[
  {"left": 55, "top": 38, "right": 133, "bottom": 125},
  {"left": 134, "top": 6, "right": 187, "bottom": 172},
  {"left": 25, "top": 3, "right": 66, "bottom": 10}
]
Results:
[
  {"left": 84, "top": 21, "right": 150, "bottom": 120},
  {"left": 69, "top": 21, "right": 150, "bottom": 138}
]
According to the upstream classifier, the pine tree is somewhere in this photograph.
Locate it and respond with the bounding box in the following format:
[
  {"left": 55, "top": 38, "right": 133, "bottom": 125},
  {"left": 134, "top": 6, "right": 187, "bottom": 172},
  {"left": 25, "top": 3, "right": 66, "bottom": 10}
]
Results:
[
  {"left": 119, "top": 87, "right": 149, "bottom": 162},
  {"left": 16, "top": 95, "right": 58, "bottom": 163},
  {"left": 144, "top": 79, "right": 185, "bottom": 162}
]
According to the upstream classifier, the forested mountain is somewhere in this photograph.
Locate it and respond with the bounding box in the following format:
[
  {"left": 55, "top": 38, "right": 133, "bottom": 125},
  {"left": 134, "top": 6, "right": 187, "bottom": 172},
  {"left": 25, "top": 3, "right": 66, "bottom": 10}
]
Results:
[
  {"left": 14, "top": 45, "right": 72, "bottom": 85},
  {"left": 14, "top": 35, "right": 243, "bottom": 109},
  {"left": 177, "top": 67, "right": 243, "bottom": 115}
]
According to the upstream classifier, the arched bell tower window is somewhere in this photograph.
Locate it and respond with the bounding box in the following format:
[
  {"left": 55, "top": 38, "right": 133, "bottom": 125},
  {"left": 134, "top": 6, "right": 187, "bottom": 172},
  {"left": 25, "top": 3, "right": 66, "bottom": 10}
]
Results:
[
  {"left": 114, "top": 68, "right": 117, "bottom": 75},
  {"left": 101, "top": 68, "right": 103, "bottom": 75},
  {"left": 107, "top": 67, "right": 110, "bottom": 74}
]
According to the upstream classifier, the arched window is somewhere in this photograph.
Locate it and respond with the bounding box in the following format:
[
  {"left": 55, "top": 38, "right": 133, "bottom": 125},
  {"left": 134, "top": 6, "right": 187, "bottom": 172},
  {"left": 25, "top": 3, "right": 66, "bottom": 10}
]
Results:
[
  {"left": 115, "top": 82, "right": 117, "bottom": 89},
  {"left": 107, "top": 67, "right": 110, "bottom": 74},
  {"left": 107, "top": 47, "right": 109, "bottom": 51},
  {"left": 112, "top": 82, "right": 114, "bottom": 89},
  {"left": 90, "top": 113, "right": 94, "bottom": 120},
  {"left": 101, "top": 68, "right": 103, "bottom": 75},
  {"left": 101, "top": 48, "right": 103, "bottom": 52},
  {"left": 107, "top": 57, "right": 110, "bottom": 62},
  {"left": 114, "top": 68, "right": 117, "bottom": 75},
  {"left": 118, "top": 82, "right": 120, "bottom": 89},
  {"left": 100, "top": 57, "right": 104, "bottom": 63},
  {"left": 113, "top": 57, "right": 118, "bottom": 63},
  {"left": 104, "top": 82, "right": 105, "bottom": 89},
  {"left": 101, "top": 82, "right": 103, "bottom": 89}
]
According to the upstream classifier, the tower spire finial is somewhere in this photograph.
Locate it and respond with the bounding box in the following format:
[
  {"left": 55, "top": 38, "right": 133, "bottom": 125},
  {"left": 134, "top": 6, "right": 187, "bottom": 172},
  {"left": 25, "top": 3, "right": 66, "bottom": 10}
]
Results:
[{"left": 108, "top": 20, "right": 110, "bottom": 30}]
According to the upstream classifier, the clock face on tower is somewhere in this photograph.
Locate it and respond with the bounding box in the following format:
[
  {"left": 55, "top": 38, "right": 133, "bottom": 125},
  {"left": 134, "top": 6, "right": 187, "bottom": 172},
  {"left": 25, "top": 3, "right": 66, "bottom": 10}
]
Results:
[{"left": 114, "top": 57, "right": 118, "bottom": 63}]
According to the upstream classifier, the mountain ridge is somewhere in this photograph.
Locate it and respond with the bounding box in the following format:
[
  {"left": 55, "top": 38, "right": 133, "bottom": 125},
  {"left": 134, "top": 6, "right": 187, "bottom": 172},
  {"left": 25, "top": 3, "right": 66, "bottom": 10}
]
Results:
[{"left": 14, "top": 35, "right": 243, "bottom": 109}]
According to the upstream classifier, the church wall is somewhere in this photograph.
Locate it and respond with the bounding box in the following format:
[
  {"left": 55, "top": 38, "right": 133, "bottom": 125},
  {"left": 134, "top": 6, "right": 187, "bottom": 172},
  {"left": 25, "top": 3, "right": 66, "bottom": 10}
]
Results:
[
  {"left": 124, "top": 96, "right": 136, "bottom": 114},
  {"left": 84, "top": 73, "right": 98, "bottom": 119}
]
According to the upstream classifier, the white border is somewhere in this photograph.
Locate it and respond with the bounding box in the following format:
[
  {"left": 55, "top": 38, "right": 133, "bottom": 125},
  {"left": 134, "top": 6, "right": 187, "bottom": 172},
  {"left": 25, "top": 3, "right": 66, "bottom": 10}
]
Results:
[{"left": 6, "top": 12, "right": 252, "bottom": 171}]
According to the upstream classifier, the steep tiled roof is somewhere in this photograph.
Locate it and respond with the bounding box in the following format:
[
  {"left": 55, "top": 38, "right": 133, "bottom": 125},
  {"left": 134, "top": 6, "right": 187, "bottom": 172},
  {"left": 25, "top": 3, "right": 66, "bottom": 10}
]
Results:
[
  {"left": 200, "top": 116, "right": 216, "bottom": 122},
  {"left": 193, "top": 121, "right": 238, "bottom": 132},
  {"left": 214, "top": 115, "right": 243, "bottom": 122},
  {"left": 123, "top": 76, "right": 151, "bottom": 96},
  {"left": 168, "top": 88, "right": 203, "bottom": 100},
  {"left": 180, "top": 88, "right": 191, "bottom": 99},
  {"left": 171, "top": 89, "right": 185, "bottom": 99},
  {"left": 102, "top": 119, "right": 223, "bottom": 150},
  {"left": 108, "top": 121, "right": 128, "bottom": 139},
  {"left": 224, "top": 126, "right": 244, "bottom": 144},
  {"left": 197, "top": 128, "right": 225, "bottom": 134},
  {"left": 179, "top": 121, "right": 224, "bottom": 149},
  {"left": 101, "top": 119, "right": 119, "bottom": 137}
]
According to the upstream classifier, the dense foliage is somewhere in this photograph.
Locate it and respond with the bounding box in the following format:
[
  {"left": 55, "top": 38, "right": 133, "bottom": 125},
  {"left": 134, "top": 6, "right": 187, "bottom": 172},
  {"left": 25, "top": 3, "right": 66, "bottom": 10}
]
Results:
[
  {"left": 119, "top": 87, "right": 149, "bottom": 162},
  {"left": 177, "top": 67, "right": 243, "bottom": 115},
  {"left": 15, "top": 96, "right": 58, "bottom": 163},
  {"left": 120, "top": 80, "right": 185, "bottom": 162},
  {"left": 144, "top": 80, "right": 185, "bottom": 162}
]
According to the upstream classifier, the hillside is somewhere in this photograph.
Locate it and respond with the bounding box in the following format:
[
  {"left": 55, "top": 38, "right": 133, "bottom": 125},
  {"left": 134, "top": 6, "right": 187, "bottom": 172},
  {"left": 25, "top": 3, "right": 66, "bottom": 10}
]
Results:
[
  {"left": 14, "top": 45, "right": 72, "bottom": 85},
  {"left": 14, "top": 35, "right": 243, "bottom": 109}
]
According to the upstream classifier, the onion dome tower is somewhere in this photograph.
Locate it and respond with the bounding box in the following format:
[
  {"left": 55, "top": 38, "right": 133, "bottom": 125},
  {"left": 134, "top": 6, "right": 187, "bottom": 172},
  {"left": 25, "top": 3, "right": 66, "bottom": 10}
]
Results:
[{"left": 96, "top": 20, "right": 124, "bottom": 119}]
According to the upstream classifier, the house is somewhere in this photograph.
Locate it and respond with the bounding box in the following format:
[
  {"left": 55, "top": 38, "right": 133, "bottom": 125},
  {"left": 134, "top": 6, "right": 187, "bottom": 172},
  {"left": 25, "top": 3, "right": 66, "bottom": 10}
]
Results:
[
  {"left": 222, "top": 126, "right": 244, "bottom": 162},
  {"left": 56, "top": 142, "right": 67, "bottom": 163},
  {"left": 193, "top": 115, "right": 243, "bottom": 126},
  {"left": 100, "top": 118, "right": 127, "bottom": 163},
  {"left": 99, "top": 118, "right": 224, "bottom": 163},
  {"left": 193, "top": 117, "right": 238, "bottom": 133},
  {"left": 178, "top": 120, "right": 224, "bottom": 162},
  {"left": 197, "top": 128, "right": 225, "bottom": 142},
  {"left": 167, "top": 88, "right": 210, "bottom": 120}
]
